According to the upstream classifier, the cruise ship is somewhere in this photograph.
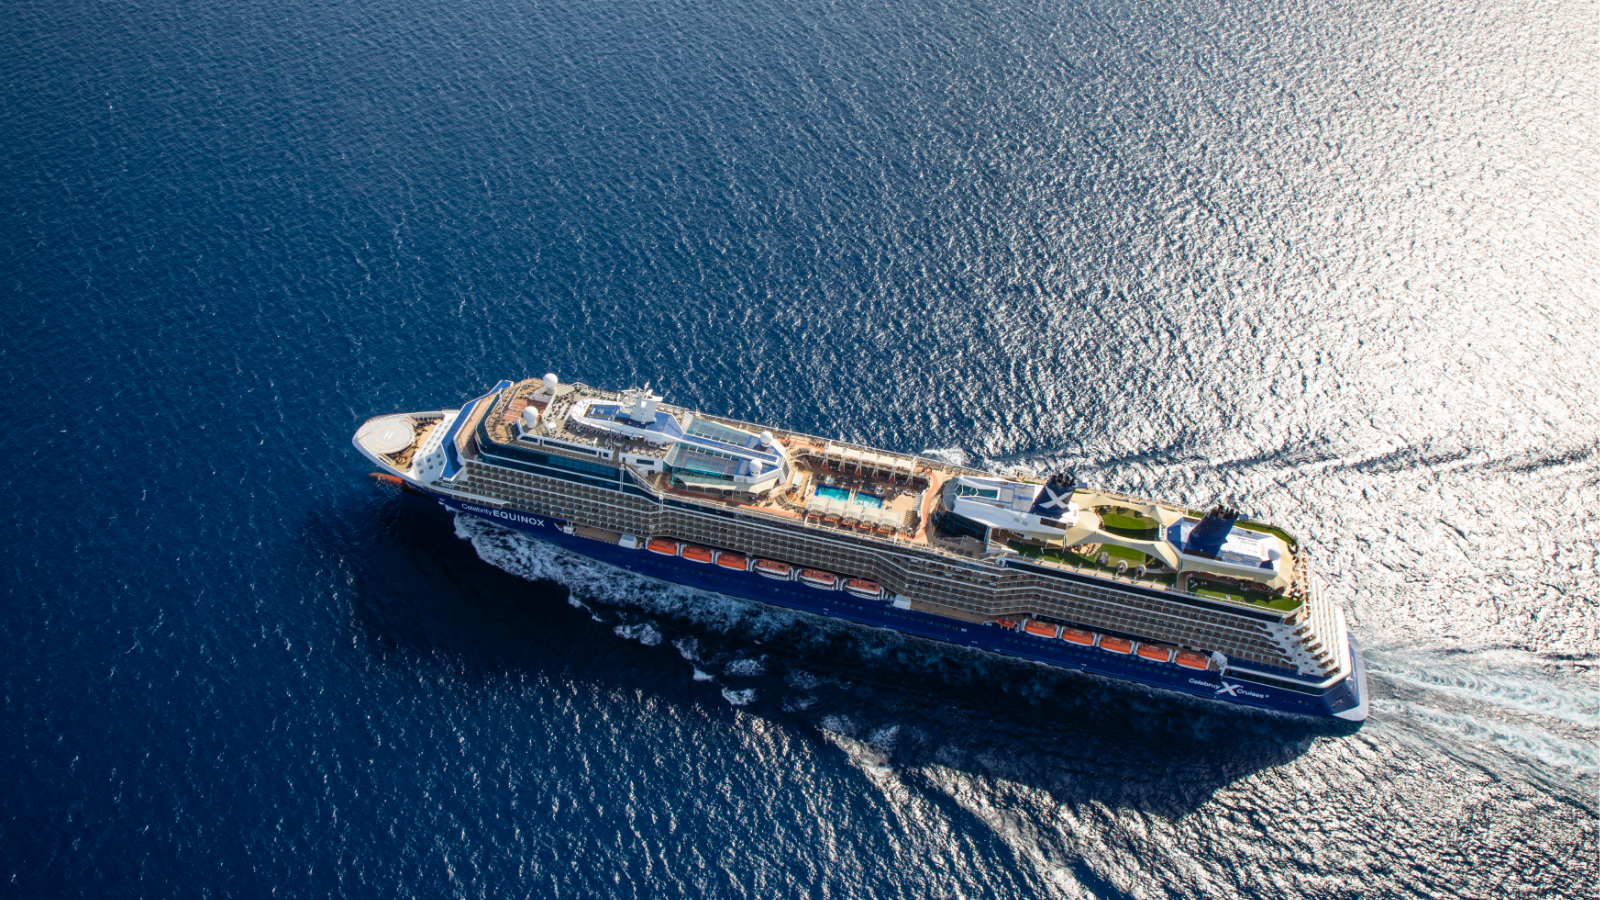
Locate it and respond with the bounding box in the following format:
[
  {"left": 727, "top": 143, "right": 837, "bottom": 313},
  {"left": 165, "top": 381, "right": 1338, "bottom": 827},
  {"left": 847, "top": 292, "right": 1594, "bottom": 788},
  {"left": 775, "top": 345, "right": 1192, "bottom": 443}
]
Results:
[{"left": 354, "top": 375, "right": 1368, "bottom": 720}]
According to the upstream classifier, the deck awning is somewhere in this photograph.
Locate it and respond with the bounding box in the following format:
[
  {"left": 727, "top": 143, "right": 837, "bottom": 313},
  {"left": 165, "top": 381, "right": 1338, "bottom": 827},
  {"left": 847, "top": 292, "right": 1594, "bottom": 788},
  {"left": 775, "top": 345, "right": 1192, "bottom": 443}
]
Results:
[{"left": 821, "top": 444, "right": 915, "bottom": 473}]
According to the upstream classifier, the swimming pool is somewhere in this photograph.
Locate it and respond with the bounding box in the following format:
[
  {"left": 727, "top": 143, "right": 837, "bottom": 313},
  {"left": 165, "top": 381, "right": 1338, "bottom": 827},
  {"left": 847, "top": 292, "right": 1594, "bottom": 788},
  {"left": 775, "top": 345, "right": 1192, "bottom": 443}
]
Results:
[{"left": 815, "top": 485, "right": 882, "bottom": 508}]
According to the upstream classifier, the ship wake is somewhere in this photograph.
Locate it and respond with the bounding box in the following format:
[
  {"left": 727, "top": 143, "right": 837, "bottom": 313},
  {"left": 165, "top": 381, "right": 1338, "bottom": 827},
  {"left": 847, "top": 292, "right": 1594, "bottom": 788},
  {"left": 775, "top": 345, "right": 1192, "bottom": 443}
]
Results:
[{"left": 1365, "top": 648, "right": 1598, "bottom": 795}]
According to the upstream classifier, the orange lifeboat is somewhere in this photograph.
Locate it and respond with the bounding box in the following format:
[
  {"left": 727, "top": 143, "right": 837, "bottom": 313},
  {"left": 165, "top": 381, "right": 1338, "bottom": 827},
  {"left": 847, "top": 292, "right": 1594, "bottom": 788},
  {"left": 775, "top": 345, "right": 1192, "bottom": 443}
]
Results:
[
  {"left": 1136, "top": 643, "right": 1174, "bottom": 663},
  {"left": 755, "top": 559, "right": 792, "bottom": 580},
  {"left": 990, "top": 617, "right": 1019, "bottom": 629},
  {"left": 681, "top": 544, "right": 714, "bottom": 564},
  {"left": 1175, "top": 650, "right": 1211, "bottom": 670},
  {"left": 843, "top": 578, "right": 882, "bottom": 599},
  {"left": 369, "top": 472, "right": 427, "bottom": 495},
  {"left": 646, "top": 538, "right": 679, "bottom": 556},
  {"left": 1023, "top": 620, "right": 1060, "bottom": 639},
  {"left": 799, "top": 569, "right": 838, "bottom": 589},
  {"left": 717, "top": 553, "right": 749, "bottom": 572},
  {"left": 1060, "top": 628, "right": 1096, "bottom": 646},
  {"left": 1097, "top": 636, "right": 1134, "bottom": 654}
]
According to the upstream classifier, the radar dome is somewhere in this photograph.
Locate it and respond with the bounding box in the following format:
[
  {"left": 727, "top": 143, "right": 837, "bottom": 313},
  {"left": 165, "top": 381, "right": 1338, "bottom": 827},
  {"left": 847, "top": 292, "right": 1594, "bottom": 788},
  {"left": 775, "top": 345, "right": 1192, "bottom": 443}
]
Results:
[{"left": 542, "top": 373, "right": 559, "bottom": 394}]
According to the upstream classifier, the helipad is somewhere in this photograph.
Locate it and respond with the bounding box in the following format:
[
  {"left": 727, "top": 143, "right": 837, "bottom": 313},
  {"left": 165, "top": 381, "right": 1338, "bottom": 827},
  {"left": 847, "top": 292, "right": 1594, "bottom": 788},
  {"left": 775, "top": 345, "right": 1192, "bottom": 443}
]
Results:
[{"left": 356, "top": 416, "right": 415, "bottom": 455}]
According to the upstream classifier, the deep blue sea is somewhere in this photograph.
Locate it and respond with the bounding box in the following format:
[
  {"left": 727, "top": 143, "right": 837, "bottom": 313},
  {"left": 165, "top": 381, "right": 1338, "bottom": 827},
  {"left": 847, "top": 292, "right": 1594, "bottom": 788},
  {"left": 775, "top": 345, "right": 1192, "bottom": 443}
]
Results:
[{"left": 3, "top": 0, "right": 1596, "bottom": 895}]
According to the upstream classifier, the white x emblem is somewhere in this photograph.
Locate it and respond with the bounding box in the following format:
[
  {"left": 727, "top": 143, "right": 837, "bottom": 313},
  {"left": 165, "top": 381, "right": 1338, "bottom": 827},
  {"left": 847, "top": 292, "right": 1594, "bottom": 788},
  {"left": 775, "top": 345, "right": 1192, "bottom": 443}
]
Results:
[
  {"left": 1215, "top": 682, "right": 1241, "bottom": 697},
  {"left": 1037, "top": 486, "right": 1070, "bottom": 510}
]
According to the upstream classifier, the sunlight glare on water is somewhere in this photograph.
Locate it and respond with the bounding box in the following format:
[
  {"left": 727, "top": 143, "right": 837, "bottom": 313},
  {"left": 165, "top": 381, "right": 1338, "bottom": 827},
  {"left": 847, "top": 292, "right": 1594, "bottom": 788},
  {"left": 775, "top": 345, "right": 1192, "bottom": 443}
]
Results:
[{"left": 0, "top": 0, "right": 1596, "bottom": 895}]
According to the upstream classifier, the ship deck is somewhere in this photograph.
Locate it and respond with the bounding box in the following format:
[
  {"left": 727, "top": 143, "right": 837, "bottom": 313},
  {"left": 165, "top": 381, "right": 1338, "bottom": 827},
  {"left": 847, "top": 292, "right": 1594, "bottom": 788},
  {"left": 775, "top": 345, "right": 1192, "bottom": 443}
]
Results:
[
  {"left": 461, "top": 378, "right": 1304, "bottom": 612},
  {"left": 482, "top": 379, "right": 971, "bottom": 550}
]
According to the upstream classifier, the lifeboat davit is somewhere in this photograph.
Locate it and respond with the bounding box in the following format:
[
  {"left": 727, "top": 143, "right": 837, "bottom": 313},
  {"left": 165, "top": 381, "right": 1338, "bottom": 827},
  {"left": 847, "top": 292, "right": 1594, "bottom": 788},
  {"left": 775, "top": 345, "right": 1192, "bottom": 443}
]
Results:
[
  {"left": 1060, "top": 627, "right": 1096, "bottom": 646},
  {"left": 990, "top": 617, "right": 1019, "bottom": 629},
  {"left": 717, "top": 553, "right": 749, "bottom": 572},
  {"left": 1097, "top": 636, "right": 1134, "bottom": 654},
  {"left": 1175, "top": 650, "right": 1211, "bottom": 670},
  {"left": 755, "top": 559, "right": 792, "bottom": 580},
  {"left": 1023, "top": 620, "right": 1060, "bottom": 639},
  {"left": 799, "top": 569, "right": 838, "bottom": 589},
  {"left": 1136, "top": 643, "right": 1174, "bottom": 663},
  {"left": 681, "top": 544, "right": 714, "bottom": 564},
  {"left": 646, "top": 538, "right": 679, "bottom": 556},
  {"left": 843, "top": 578, "right": 882, "bottom": 599}
]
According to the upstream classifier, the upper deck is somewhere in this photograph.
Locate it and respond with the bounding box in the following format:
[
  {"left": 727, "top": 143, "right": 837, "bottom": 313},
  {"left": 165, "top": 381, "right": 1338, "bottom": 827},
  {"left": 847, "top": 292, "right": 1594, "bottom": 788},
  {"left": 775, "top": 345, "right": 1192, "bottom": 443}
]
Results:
[
  {"left": 442, "top": 377, "right": 1308, "bottom": 618},
  {"left": 479, "top": 377, "right": 962, "bottom": 546}
]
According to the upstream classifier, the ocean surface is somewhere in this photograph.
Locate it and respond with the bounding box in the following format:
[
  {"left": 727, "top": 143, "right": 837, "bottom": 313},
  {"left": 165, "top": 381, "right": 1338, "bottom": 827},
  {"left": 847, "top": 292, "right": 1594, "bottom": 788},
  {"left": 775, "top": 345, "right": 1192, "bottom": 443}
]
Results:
[{"left": 2, "top": 0, "right": 1596, "bottom": 895}]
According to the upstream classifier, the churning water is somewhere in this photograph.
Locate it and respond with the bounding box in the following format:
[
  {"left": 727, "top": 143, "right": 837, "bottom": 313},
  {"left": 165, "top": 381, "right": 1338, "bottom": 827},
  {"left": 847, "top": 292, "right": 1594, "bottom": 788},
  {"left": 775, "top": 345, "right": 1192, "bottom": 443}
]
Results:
[{"left": 2, "top": 0, "right": 1595, "bottom": 895}]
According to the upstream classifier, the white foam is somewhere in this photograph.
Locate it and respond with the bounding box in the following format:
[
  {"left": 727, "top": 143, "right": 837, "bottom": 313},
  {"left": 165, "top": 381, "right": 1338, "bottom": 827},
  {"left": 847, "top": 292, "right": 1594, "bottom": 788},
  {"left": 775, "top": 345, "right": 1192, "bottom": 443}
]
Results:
[
  {"left": 1374, "top": 698, "right": 1599, "bottom": 777},
  {"left": 919, "top": 447, "right": 970, "bottom": 467},
  {"left": 721, "top": 687, "right": 757, "bottom": 706},
  {"left": 1367, "top": 649, "right": 1600, "bottom": 729},
  {"left": 453, "top": 513, "right": 805, "bottom": 639},
  {"left": 866, "top": 724, "right": 901, "bottom": 751},
  {"left": 724, "top": 658, "right": 766, "bottom": 677},
  {"left": 785, "top": 670, "right": 822, "bottom": 690},
  {"left": 613, "top": 623, "right": 662, "bottom": 646},
  {"left": 692, "top": 668, "right": 715, "bottom": 682},
  {"left": 819, "top": 714, "right": 855, "bottom": 737}
]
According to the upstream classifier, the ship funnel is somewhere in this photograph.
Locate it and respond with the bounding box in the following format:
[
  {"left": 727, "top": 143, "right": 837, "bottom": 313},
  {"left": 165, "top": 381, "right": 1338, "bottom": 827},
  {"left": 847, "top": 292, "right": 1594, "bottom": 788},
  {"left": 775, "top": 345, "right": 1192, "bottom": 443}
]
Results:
[
  {"left": 1185, "top": 505, "right": 1239, "bottom": 556},
  {"left": 542, "top": 373, "right": 559, "bottom": 394}
]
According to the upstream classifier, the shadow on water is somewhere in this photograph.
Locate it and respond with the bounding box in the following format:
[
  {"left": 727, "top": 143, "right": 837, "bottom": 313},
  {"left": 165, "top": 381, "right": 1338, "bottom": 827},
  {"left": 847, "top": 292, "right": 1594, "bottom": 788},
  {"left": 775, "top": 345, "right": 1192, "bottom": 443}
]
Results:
[{"left": 328, "top": 490, "right": 1353, "bottom": 821}]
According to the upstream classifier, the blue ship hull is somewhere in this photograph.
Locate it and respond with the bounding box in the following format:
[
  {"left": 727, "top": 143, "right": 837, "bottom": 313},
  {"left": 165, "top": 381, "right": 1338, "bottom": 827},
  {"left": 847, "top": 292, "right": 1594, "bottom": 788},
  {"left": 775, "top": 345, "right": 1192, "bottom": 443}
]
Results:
[{"left": 437, "top": 494, "right": 1367, "bottom": 721}]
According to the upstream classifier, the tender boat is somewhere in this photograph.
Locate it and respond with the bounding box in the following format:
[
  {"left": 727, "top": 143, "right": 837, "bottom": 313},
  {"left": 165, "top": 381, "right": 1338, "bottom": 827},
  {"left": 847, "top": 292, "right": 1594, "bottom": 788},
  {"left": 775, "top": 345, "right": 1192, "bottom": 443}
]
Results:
[
  {"left": 716, "top": 552, "right": 749, "bottom": 572},
  {"left": 1098, "top": 636, "right": 1134, "bottom": 654},
  {"left": 646, "top": 537, "right": 679, "bottom": 556},
  {"left": 1136, "top": 643, "right": 1174, "bottom": 663},
  {"left": 842, "top": 577, "right": 882, "bottom": 599},
  {"left": 1175, "top": 650, "right": 1211, "bottom": 670},
  {"left": 1023, "top": 620, "right": 1060, "bottom": 639},
  {"left": 799, "top": 568, "right": 838, "bottom": 589},
  {"left": 754, "top": 559, "right": 792, "bottom": 580},
  {"left": 680, "top": 544, "right": 714, "bottom": 564},
  {"left": 1060, "top": 627, "right": 1096, "bottom": 646}
]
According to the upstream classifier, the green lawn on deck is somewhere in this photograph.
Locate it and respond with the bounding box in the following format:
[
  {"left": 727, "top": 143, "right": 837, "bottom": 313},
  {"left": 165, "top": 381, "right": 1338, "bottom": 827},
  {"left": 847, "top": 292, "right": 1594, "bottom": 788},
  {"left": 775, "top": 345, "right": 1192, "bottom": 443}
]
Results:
[
  {"left": 1190, "top": 582, "right": 1302, "bottom": 612},
  {"left": 1096, "top": 511, "right": 1159, "bottom": 540},
  {"left": 1008, "top": 544, "right": 1300, "bottom": 613},
  {"left": 1007, "top": 540, "right": 1178, "bottom": 586},
  {"left": 1098, "top": 544, "right": 1148, "bottom": 564},
  {"left": 1098, "top": 511, "right": 1153, "bottom": 531}
]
